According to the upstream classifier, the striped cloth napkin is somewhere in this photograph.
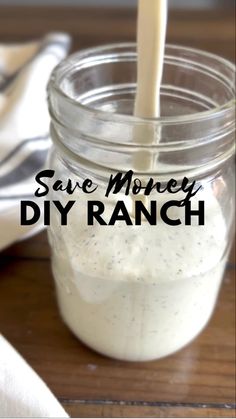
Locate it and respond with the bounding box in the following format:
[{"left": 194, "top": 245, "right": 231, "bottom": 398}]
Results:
[{"left": 0, "top": 33, "right": 71, "bottom": 251}]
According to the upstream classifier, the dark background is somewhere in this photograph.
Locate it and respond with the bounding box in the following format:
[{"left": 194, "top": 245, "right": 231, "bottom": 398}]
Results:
[{"left": 0, "top": 0, "right": 234, "bottom": 7}]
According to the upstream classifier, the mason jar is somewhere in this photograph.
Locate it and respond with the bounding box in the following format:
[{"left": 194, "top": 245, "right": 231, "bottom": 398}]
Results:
[{"left": 47, "top": 44, "right": 235, "bottom": 362}]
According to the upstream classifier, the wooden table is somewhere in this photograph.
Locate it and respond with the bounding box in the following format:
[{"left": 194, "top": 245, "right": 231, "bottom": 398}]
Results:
[{"left": 0, "top": 5, "right": 235, "bottom": 418}]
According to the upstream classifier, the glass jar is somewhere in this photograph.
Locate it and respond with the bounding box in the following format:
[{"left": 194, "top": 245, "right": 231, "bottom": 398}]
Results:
[{"left": 47, "top": 44, "right": 235, "bottom": 362}]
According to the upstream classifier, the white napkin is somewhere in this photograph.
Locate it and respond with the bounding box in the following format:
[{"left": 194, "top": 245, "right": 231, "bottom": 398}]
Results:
[
  {"left": 0, "top": 33, "right": 71, "bottom": 251},
  {"left": 0, "top": 335, "right": 68, "bottom": 418}
]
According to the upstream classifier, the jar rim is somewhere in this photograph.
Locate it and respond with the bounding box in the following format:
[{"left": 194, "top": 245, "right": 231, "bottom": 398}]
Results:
[{"left": 49, "top": 42, "right": 236, "bottom": 126}]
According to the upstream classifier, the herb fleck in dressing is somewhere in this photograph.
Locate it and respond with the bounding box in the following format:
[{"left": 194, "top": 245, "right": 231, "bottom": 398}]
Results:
[{"left": 48, "top": 190, "right": 226, "bottom": 361}]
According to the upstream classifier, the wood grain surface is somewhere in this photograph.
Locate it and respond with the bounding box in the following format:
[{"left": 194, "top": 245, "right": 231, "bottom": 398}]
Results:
[{"left": 0, "top": 5, "right": 235, "bottom": 419}]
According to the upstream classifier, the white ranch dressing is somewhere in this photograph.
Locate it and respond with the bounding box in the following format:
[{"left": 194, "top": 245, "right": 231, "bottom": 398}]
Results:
[
  {"left": 133, "top": 0, "right": 167, "bottom": 196},
  {"left": 49, "top": 189, "right": 227, "bottom": 361},
  {"left": 49, "top": 0, "right": 227, "bottom": 361},
  {"left": 135, "top": 0, "right": 168, "bottom": 118}
]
